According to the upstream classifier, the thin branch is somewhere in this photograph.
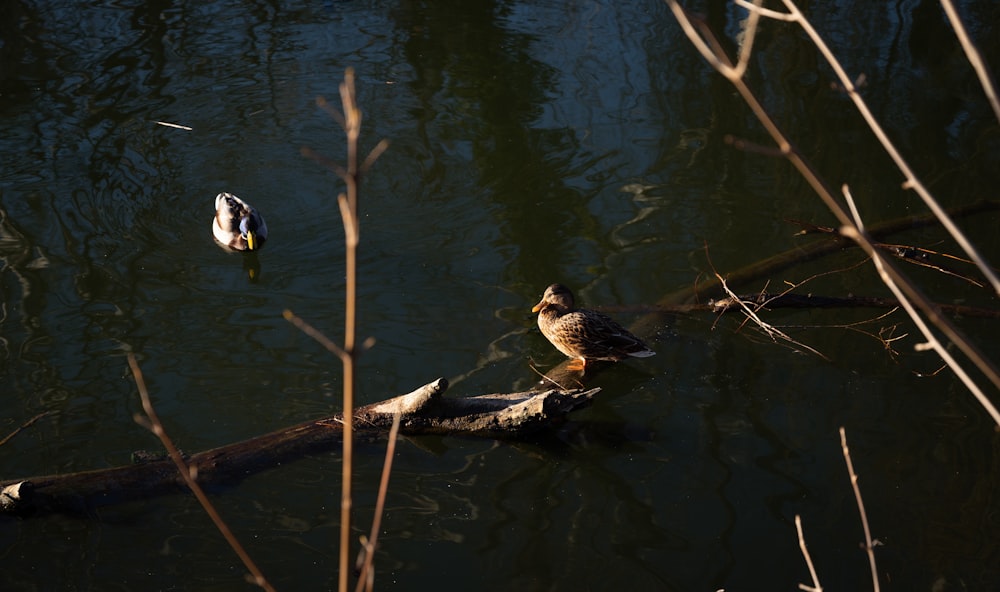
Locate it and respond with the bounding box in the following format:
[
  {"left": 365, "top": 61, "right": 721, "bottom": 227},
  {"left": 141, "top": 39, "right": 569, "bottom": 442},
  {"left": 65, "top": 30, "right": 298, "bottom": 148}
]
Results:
[
  {"left": 939, "top": 0, "right": 1000, "bottom": 124},
  {"left": 733, "top": 0, "right": 764, "bottom": 79},
  {"left": 704, "top": 240, "right": 832, "bottom": 360},
  {"left": 665, "top": 0, "right": 1000, "bottom": 425},
  {"left": 154, "top": 120, "right": 193, "bottom": 131},
  {"left": 354, "top": 412, "right": 402, "bottom": 592},
  {"left": 338, "top": 194, "right": 359, "bottom": 246},
  {"left": 283, "top": 309, "right": 349, "bottom": 362},
  {"left": 733, "top": 0, "right": 796, "bottom": 21},
  {"left": 839, "top": 189, "right": 1000, "bottom": 424},
  {"left": 301, "top": 146, "right": 349, "bottom": 181},
  {"left": 795, "top": 515, "right": 823, "bottom": 592},
  {"left": 839, "top": 428, "right": 880, "bottom": 592},
  {"left": 316, "top": 95, "right": 346, "bottom": 130},
  {"left": 361, "top": 139, "right": 391, "bottom": 176},
  {"left": 665, "top": 2, "right": 737, "bottom": 78},
  {"left": 338, "top": 69, "right": 360, "bottom": 592},
  {"left": 716, "top": 272, "right": 830, "bottom": 359},
  {"left": 304, "top": 69, "right": 389, "bottom": 592},
  {"left": 842, "top": 227, "right": 1000, "bottom": 423},
  {"left": 778, "top": 0, "right": 1000, "bottom": 295},
  {"left": 725, "top": 134, "right": 789, "bottom": 157},
  {"left": 0, "top": 411, "right": 54, "bottom": 448},
  {"left": 128, "top": 354, "right": 275, "bottom": 592}
]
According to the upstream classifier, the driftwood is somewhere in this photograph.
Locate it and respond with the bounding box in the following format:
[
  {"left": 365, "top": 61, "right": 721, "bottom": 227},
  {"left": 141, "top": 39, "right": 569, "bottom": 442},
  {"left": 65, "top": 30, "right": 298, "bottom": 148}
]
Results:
[{"left": 0, "top": 379, "right": 599, "bottom": 516}]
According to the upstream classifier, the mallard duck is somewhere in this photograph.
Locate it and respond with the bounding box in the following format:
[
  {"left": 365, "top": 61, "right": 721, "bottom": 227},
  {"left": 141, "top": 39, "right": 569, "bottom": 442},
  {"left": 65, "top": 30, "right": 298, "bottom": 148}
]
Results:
[
  {"left": 213, "top": 192, "right": 267, "bottom": 251},
  {"left": 532, "top": 283, "right": 655, "bottom": 371}
]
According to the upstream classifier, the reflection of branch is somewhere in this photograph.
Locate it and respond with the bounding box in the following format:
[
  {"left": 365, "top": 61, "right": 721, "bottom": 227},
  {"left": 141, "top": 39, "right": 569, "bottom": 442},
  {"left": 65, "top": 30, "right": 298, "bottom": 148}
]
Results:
[
  {"left": 665, "top": 0, "right": 1000, "bottom": 426},
  {"left": 839, "top": 428, "right": 880, "bottom": 592},
  {"left": 128, "top": 354, "right": 275, "bottom": 592}
]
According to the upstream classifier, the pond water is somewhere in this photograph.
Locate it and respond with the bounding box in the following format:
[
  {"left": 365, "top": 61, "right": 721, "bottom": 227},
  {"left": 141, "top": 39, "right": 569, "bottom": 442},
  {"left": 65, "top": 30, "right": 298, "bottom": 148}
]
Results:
[{"left": 2, "top": 0, "right": 999, "bottom": 590}]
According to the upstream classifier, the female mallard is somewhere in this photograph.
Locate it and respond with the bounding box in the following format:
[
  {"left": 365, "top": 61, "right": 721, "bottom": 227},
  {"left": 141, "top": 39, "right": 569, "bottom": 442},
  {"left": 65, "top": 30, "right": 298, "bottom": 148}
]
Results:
[
  {"left": 213, "top": 192, "right": 267, "bottom": 251},
  {"left": 532, "top": 283, "right": 654, "bottom": 371}
]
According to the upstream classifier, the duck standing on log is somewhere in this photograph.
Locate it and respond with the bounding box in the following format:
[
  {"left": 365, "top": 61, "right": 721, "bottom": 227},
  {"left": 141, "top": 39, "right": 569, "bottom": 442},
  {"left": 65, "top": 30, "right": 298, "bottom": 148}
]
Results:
[{"left": 532, "top": 283, "right": 655, "bottom": 371}]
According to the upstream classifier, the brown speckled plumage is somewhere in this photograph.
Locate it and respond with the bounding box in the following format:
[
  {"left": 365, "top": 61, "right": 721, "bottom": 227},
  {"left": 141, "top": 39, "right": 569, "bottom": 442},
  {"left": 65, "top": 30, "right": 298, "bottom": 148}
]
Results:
[{"left": 531, "top": 283, "right": 654, "bottom": 370}]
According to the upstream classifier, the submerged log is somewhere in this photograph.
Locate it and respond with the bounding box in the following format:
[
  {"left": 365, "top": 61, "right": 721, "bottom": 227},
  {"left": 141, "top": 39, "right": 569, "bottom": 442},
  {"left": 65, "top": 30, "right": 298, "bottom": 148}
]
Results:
[{"left": 0, "top": 379, "right": 599, "bottom": 516}]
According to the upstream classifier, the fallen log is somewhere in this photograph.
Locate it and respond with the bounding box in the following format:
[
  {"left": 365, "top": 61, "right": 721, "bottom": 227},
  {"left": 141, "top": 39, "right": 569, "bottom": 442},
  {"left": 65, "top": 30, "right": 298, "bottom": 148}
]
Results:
[{"left": 0, "top": 378, "right": 600, "bottom": 516}]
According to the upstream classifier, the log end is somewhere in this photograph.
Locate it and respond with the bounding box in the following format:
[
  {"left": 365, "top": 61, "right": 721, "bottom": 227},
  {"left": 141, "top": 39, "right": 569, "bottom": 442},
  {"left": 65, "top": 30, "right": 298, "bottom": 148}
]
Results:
[{"left": 367, "top": 377, "right": 449, "bottom": 416}]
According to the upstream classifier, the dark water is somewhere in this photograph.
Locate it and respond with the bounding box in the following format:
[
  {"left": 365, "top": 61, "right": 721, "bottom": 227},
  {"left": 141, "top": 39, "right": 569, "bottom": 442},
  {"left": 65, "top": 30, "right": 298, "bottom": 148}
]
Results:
[{"left": 2, "top": 0, "right": 999, "bottom": 590}]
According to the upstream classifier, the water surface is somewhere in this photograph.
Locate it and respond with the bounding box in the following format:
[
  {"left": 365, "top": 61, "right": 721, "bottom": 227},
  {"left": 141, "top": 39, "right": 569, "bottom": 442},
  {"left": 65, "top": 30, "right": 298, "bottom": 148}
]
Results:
[{"left": 2, "top": 0, "right": 999, "bottom": 590}]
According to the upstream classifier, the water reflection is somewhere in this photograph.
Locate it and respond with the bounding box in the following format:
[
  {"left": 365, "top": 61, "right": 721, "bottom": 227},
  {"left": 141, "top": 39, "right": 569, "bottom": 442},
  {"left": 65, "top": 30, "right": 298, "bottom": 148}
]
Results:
[
  {"left": 243, "top": 251, "right": 263, "bottom": 282},
  {"left": 1, "top": 0, "right": 999, "bottom": 590}
]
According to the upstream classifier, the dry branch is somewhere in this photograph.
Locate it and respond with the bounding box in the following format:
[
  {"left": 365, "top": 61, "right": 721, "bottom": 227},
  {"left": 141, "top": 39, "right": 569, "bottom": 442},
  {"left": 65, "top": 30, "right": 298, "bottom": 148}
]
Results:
[
  {"left": 839, "top": 427, "right": 880, "bottom": 591},
  {"left": 665, "top": 0, "right": 1000, "bottom": 425},
  {"left": 131, "top": 354, "right": 275, "bottom": 592},
  {"left": 660, "top": 200, "right": 1000, "bottom": 311},
  {"left": 0, "top": 412, "right": 55, "bottom": 448}
]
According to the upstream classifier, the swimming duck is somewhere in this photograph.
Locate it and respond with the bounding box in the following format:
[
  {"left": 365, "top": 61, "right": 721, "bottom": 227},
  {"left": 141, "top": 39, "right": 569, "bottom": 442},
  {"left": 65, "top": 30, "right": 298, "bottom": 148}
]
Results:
[
  {"left": 213, "top": 192, "right": 267, "bottom": 251},
  {"left": 532, "top": 283, "right": 655, "bottom": 371}
]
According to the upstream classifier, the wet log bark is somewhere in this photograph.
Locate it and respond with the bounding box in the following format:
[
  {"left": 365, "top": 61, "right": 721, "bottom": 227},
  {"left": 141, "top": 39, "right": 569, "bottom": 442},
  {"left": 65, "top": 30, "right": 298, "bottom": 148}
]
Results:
[{"left": 0, "top": 379, "right": 599, "bottom": 516}]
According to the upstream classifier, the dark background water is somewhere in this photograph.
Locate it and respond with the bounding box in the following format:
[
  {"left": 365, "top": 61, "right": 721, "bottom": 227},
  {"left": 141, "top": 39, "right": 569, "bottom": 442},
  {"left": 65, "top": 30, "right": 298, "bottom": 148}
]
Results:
[{"left": 2, "top": 0, "right": 999, "bottom": 590}]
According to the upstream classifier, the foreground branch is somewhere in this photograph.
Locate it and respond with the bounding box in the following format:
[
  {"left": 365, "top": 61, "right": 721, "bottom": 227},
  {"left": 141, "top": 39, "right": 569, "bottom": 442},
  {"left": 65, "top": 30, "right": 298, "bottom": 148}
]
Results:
[
  {"left": 130, "top": 355, "right": 275, "bottom": 592},
  {"left": 840, "top": 427, "right": 880, "bottom": 591},
  {"left": 665, "top": 0, "right": 1000, "bottom": 425}
]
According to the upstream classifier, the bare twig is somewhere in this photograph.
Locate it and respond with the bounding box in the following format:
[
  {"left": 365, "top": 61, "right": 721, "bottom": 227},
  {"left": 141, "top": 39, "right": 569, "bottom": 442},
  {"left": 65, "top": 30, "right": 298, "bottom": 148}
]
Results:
[
  {"left": 733, "top": 0, "right": 795, "bottom": 21},
  {"left": 665, "top": 0, "right": 1000, "bottom": 425},
  {"left": 354, "top": 412, "right": 402, "bottom": 592},
  {"left": 839, "top": 427, "right": 880, "bottom": 592},
  {"left": 704, "top": 243, "right": 831, "bottom": 359},
  {"left": 716, "top": 272, "right": 830, "bottom": 359},
  {"left": 361, "top": 139, "right": 391, "bottom": 176},
  {"left": 731, "top": 0, "right": 1000, "bottom": 293},
  {"left": 839, "top": 187, "right": 1000, "bottom": 424},
  {"left": 733, "top": 0, "right": 764, "bottom": 79},
  {"left": 939, "top": 0, "right": 1000, "bottom": 124},
  {"left": 0, "top": 411, "right": 54, "bottom": 448},
  {"left": 128, "top": 354, "right": 275, "bottom": 592},
  {"left": 337, "top": 69, "right": 361, "bottom": 592},
  {"left": 773, "top": 0, "right": 1000, "bottom": 295},
  {"left": 154, "top": 121, "right": 193, "bottom": 131},
  {"left": 295, "top": 68, "right": 387, "bottom": 592},
  {"left": 795, "top": 515, "right": 823, "bottom": 592},
  {"left": 283, "top": 309, "right": 349, "bottom": 362}
]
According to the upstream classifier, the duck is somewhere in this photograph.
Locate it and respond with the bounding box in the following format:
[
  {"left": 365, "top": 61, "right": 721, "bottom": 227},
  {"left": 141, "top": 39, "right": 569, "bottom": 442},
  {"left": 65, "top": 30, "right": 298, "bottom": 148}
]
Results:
[
  {"left": 213, "top": 192, "right": 267, "bottom": 251},
  {"left": 532, "top": 283, "right": 655, "bottom": 371}
]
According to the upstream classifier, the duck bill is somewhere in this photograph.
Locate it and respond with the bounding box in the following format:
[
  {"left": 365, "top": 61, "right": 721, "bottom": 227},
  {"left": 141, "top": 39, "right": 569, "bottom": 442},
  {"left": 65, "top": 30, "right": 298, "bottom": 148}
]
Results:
[
  {"left": 531, "top": 301, "right": 544, "bottom": 313},
  {"left": 246, "top": 231, "right": 257, "bottom": 251}
]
